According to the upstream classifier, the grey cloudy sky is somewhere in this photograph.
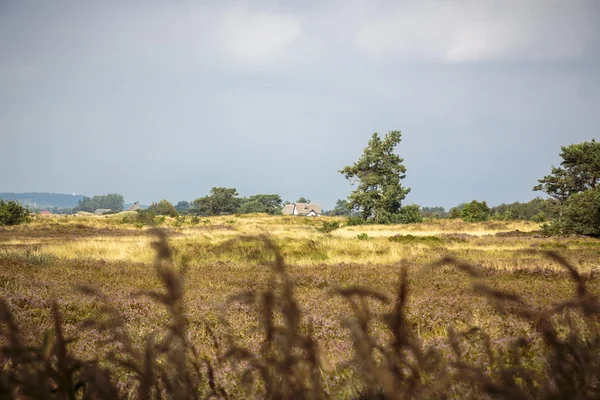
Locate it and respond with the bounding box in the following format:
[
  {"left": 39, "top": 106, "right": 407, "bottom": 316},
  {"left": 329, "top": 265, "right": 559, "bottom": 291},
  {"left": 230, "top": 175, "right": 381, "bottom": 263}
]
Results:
[{"left": 1, "top": 0, "right": 599, "bottom": 209}]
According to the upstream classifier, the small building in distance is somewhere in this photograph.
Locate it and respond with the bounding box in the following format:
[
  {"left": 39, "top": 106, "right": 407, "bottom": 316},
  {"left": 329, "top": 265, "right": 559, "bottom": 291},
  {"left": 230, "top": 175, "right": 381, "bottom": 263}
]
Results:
[
  {"left": 39, "top": 210, "right": 52, "bottom": 216},
  {"left": 94, "top": 209, "right": 112, "bottom": 215},
  {"left": 127, "top": 201, "right": 140, "bottom": 211},
  {"left": 282, "top": 202, "right": 322, "bottom": 217}
]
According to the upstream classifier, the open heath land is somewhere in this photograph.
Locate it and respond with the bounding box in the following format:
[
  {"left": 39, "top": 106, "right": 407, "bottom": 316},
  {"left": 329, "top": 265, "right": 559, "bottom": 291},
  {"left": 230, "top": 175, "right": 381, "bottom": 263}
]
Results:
[{"left": 1, "top": 213, "right": 600, "bottom": 398}]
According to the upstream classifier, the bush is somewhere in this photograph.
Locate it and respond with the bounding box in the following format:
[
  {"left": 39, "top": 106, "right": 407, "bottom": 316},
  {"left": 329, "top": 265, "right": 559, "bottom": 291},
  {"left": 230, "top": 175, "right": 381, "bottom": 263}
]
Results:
[
  {"left": 461, "top": 200, "right": 490, "bottom": 222},
  {"left": 561, "top": 189, "right": 600, "bottom": 236},
  {"left": 318, "top": 220, "right": 341, "bottom": 233},
  {"left": 357, "top": 233, "right": 369, "bottom": 240},
  {"left": 397, "top": 204, "right": 423, "bottom": 224},
  {"left": 347, "top": 216, "right": 365, "bottom": 226},
  {"left": 172, "top": 215, "right": 186, "bottom": 227},
  {"left": 0, "top": 200, "right": 31, "bottom": 226},
  {"left": 531, "top": 211, "right": 547, "bottom": 223},
  {"left": 136, "top": 208, "right": 156, "bottom": 220},
  {"left": 448, "top": 206, "right": 463, "bottom": 219},
  {"left": 148, "top": 199, "right": 178, "bottom": 217}
]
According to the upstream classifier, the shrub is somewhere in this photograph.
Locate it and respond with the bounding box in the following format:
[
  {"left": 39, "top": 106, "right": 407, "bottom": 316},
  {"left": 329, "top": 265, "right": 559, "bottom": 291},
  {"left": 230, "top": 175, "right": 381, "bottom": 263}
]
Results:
[
  {"left": 148, "top": 199, "right": 178, "bottom": 217},
  {"left": 136, "top": 208, "right": 156, "bottom": 220},
  {"left": 397, "top": 204, "right": 424, "bottom": 224},
  {"left": 0, "top": 200, "right": 31, "bottom": 226},
  {"left": 318, "top": 220, "right": 341, "bottom": 233},
  {"left": 562, "top": 189, "right": 600, "bottom": 236},
  {"left": 448, "top": 206, "right": 463, "bottom": 219},
  {"left": 357, "top": 233, "right": 369, "bottom": 240},
  {"left": 531, "top": 211, "right": 547, "bottom": 223},
  {"left": 172, "top": 215, "right": 186, "bottom": 227},
  {"left": 461, "top": 200, "right": 490, "bottom": 222},
  {"left": 347, "top": 216, "right": 365, "bottom": 226}
]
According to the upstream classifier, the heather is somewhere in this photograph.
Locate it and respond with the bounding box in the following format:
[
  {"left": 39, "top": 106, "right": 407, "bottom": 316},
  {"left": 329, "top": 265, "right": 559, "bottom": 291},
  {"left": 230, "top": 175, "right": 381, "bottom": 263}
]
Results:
[{"left": 1, "top": 214, "right": 600, "bottom": 398}]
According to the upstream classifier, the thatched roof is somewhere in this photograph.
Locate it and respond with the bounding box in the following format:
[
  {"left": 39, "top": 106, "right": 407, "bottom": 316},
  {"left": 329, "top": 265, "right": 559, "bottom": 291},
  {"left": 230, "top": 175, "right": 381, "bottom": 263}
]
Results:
[{"left": 282, "top": 204, "right": 295, "bottom": 215}]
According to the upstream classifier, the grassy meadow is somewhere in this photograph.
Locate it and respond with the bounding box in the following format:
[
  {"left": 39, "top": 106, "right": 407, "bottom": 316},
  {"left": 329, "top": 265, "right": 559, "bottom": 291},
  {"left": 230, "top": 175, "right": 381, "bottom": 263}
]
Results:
[{"left": 1, "top": 213, "right": 600, "bottom": 398}]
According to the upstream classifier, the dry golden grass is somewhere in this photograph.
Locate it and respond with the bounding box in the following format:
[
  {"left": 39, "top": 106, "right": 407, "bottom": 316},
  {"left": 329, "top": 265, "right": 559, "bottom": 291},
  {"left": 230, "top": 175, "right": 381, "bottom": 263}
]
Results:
[{"left": 5, "top": 214, "right": 594, "bottom": 271}]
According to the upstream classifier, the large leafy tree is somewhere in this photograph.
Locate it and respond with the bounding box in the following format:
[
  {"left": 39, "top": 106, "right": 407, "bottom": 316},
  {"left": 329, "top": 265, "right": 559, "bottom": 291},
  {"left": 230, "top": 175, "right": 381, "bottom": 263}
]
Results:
[
  {"left": 191, "top": 187, "right": 241, "bottom": 216},
  {"left": 339, "top": 131, "right": 410, "bottom": 222}
]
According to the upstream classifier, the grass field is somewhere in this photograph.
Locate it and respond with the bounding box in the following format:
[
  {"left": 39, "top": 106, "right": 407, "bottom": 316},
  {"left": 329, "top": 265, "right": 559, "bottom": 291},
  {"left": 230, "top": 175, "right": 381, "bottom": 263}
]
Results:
[{"left": 1, "top": 213, "right": 599, "bottom": 398}]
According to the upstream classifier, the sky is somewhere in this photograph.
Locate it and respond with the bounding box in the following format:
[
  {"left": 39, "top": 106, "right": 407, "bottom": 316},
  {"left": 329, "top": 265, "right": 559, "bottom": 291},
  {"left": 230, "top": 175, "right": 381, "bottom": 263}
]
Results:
[{"left": 1, "top": 0, "right": 599, "bottom": 209}]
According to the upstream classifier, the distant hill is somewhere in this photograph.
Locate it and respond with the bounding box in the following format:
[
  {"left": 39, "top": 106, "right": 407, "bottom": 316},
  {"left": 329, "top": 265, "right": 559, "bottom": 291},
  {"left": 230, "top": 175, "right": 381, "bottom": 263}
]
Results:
[{"left": 0, "top": 192, "right": 85, "bottom": 208}]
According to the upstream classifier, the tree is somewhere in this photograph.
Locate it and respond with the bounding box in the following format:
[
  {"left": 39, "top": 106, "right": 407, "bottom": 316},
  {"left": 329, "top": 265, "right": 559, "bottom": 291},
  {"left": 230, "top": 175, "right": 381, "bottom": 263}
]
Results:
[
  {"left": 340, "top": 131, "right": 410, "bottom": 223},
  {"left": 101, "top": 193, "right": 125, "bottom": 211},
  {"left": 0, "top": 200, "right": 30, "bottom": 226},
  {"left": 148, "top": 199, "right": 178, "bottom": 217},
  {"left": 297, "top": 197, "right": 310, "bottom": 204},
  {"left": 75, "top": 197, "right": 96, "bottom": 212},
  {"left": 329, "top": 199, "right": 351, "bottom": 216},
  {"left": 175, "top": 201, "right": 190, "bottom": 214},
  {"left": 534, "top": 166, "right": 587, "bottom": 205},
  {"left": 191, "top": 187, "right": 241, "bottom": 216},
  {"left": 534, "top": 139, "right": 600, "bottom": 235},
  {"left": 461, "top": 200, "right": 490, "bottom": 222},
  {"left": 238, "top": 194, "right": 282, "bottom": 215},
  {"left": 448, "top": 204, "right": 465, "bottom": 219},
  {"left": 534, "top": 139, "right": 600, "bottom": 203},
  {"left": 561, "top": 189, "right": 600, "bottom": 236}
]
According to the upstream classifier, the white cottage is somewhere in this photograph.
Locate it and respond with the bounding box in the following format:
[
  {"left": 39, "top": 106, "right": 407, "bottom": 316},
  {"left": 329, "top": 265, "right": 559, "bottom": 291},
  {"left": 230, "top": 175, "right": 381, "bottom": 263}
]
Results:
[{"left": 282, "top": 202, "right": 322, "bottom": 217}]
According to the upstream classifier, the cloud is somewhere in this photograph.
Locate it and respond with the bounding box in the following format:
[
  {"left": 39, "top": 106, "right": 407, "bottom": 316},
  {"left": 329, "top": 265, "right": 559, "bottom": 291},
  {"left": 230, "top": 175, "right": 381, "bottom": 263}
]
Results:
[
  {"left": 217, "top": 7, "right": 303, "bottom": 66},
  {"left": 351, "top": 0, "right": 598, "bottom": 62}
]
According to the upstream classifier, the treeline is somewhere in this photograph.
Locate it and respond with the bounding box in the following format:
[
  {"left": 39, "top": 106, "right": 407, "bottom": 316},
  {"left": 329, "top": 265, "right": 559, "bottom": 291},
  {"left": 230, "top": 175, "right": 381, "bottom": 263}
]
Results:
[
  {"left": 74, "top": 194, "right": 125, "bottom": 213},
  {"left": 5, "top": 134, "right": 597, "bottom": 237},
  {"left": 328, "top": 197, "right": 556, "bottom": 222},
  {"left": 419, "top": 197, "right": 556, "bottom": 222},
  {"left": 146, "top": 188, "right": 284, "bottom": 217}
]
